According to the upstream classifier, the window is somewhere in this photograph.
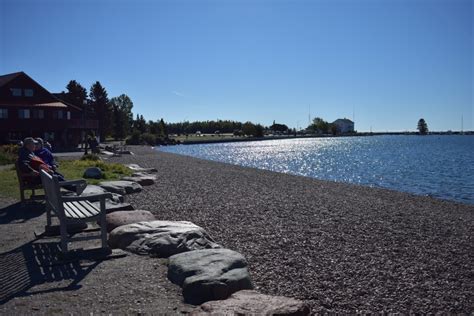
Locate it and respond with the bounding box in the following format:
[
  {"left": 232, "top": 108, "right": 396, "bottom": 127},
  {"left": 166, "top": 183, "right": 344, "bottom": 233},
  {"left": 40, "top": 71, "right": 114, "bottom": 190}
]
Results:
[
  {"left": 67, "top": 111, "right": 71, "bottom": 120},
  {"left": 53, "top": 110, "right": 64, "bottom": 119},
  {"left": 18, "top": 109, "right": 30, "bottom": 119},
  {"left": 32, "top": 109, "right": 44, "bottom": 119},
  {"left": 24, "top": 89, "right": 34, "bottom": 97},
  {"left": 11, "top": 88, "right": 22, "bottom": 96},
  {"left": 0, "top": 109, "right": 7, "bottom": 119}
]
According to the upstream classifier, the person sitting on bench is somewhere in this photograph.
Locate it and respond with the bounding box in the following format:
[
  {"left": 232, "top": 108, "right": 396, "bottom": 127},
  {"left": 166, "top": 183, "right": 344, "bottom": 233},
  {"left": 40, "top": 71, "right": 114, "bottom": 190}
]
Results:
[
  {"left": 18, "top": 137, "right": 85, "bottom": 193},
  {"left": 34, "top": 137, "right": 57, "bottom": 170}
]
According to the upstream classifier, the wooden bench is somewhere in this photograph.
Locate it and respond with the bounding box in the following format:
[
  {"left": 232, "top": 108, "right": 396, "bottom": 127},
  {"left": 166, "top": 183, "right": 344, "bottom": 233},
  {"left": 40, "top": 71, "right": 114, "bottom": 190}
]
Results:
[
  {"left": 40, "top": 170, "right": 111, "bottom": 254},
  {"left": 15, "top": 161, "right": 43, "bottom": 205}
]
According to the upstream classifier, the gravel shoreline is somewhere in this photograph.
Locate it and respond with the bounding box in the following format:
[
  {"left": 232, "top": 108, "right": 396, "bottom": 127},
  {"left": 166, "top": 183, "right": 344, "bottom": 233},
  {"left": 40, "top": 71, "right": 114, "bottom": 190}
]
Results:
[
  {"left": 113, "top": 146, "right": 473, "bottom": 313},
  {"left": 1, "top": 146, "right": 472, "bottom": 314}
]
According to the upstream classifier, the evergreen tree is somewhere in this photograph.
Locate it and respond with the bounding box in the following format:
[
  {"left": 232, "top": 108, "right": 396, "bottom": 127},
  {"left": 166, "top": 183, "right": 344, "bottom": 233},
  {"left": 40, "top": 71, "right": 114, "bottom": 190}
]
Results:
[
  {"left": 65, "top": 80, "right": 88, "bottom": 109},
  {"left": 417, "top": 118, "right": 429, "bottom": 135},
  {"left": 89, "top": 81, "right": 111, "bottom": 141},
  {"left": 133, "top": 114, "right": 148, "bottom": 133},
  {"left": 158, "top": 118, "right": 168, "bottom": 137}
]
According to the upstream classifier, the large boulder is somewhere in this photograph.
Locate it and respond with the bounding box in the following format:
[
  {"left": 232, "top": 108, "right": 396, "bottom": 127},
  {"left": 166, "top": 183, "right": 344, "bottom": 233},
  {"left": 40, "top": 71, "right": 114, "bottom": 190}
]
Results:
[
  {"left": 108, "top": 220, "right": 220, "bottom": 257},
  {"left": 98, "top": 180, "right": 142, "bottom": 195},
  {"left": 105, "top": 210, "right": 156, "bottom": 232},
  {"left": 168, "top": 249, "right": 253, "bottom": 305},
  {"left": 125, "top": 164, "right": 158, "bottom": 173},
  {"left": 80, "top": 184, "right": 123, "bottom": 202},
  {"left": 83, "top": 167, "right": 103, "bottom": 179},
  {"left": 93, "top": 199, "right": 134, "bottom": 213},
  {"left": 191, "top": 290, "right": 311, "bottom": 315},
  {"left": 121, "top": 175, "right": 155, "bottom": 186}
]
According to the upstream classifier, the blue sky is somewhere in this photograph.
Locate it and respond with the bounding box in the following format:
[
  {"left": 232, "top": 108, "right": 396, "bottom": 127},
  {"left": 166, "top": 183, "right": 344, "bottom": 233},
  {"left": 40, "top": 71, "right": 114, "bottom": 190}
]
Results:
[{"left": 1, "top": 0, "right": 472, "bottom": 132}]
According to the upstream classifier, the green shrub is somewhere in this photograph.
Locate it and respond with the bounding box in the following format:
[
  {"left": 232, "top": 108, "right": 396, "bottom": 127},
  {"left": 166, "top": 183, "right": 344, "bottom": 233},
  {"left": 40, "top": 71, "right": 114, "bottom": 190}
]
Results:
[
  {"left": 126, "top": 130, "right": 142, "bottom": 145},
  {"left": 0, "top": 145, "right": 19, "bottom": 165},
  {"left": 126, "top": 132, "right": 162, "bottom": 145},
  {"left": 141, "top": 133, "right": 157, "bottom": 145}
]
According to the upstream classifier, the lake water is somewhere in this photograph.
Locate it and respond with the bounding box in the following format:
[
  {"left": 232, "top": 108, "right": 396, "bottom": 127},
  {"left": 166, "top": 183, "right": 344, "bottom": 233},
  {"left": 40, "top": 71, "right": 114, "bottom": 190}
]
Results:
[{"left": 160, "top": 135, "right": 474, "bottom": 205}]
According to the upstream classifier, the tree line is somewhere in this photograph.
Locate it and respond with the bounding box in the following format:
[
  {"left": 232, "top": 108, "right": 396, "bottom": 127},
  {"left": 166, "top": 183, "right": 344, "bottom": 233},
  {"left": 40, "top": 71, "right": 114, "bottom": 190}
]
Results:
[
  {"left": 58, "top": 80, "right": 133, "bottom": 141},
  {"left": 59, "top": 80, "right": 286, "bottom": 144}
]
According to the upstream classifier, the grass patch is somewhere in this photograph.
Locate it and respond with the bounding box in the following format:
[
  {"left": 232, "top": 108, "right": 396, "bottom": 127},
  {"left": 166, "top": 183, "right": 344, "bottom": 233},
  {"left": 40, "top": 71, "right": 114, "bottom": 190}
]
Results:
[{"left": 0, "top": 158, "right": 133, "bottom": 199}]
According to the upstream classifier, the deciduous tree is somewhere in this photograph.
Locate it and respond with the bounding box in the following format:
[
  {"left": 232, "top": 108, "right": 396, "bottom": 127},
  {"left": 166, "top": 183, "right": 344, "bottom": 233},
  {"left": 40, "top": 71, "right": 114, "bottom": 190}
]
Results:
[{"left": 110, "top": 94, "right": 134, "bottom": 140}]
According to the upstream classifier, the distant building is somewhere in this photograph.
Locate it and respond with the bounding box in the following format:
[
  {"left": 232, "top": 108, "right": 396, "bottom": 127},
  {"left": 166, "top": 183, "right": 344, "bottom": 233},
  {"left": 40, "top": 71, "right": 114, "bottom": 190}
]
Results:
[
  {"left": 332, "top": 118, "right": 355, "bottom": 134},
  {"left": 0, "top": 71, "right": 98, "bottom": 147}
]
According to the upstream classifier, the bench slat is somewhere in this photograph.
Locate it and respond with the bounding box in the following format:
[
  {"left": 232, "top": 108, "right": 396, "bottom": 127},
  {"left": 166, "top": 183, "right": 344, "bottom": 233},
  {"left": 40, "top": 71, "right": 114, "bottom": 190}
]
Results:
[
  {"left": 74, "top": 200, "right": 99, "bottom": 217},
  {"left": 71, "top": 200, "right": 93, "bottom": 217},
  {"left": 70, "top": 201, "right": 90, "bottom": 218},
  {"left": 63, "top": 202, "right": 81, "bottom": 219},
  {"left": 79, "top": 200, "right": 101, "bottom": 216},
  {"left": 63, "top": 200, "right": 100, "bottom": 219}
]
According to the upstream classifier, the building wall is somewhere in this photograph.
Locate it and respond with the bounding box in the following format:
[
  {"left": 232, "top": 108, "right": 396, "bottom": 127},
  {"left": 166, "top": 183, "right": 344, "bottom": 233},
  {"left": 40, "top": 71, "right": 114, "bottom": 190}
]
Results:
[
  {"left": 333, "top": 120, "right": 355, "bottom": 134},
  {"left": 0, "top": 72, "right": 98, "bottom": 147}
]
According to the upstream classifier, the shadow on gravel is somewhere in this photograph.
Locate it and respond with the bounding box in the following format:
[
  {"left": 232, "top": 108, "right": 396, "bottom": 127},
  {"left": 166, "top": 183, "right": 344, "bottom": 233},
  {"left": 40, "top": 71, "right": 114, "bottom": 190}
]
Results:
[
  {"left": 0, "top": 240, "right": 100, "bottom": 304},
  {"left": 0, "top": 201, "right": 45, "bottom": 224}
]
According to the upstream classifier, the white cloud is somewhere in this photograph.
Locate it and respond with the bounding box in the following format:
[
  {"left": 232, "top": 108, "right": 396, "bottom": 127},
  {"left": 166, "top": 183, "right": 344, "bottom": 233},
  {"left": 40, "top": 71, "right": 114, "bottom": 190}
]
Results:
[{"left": 172, "top": 90, "right": 184, "bottom": 97}]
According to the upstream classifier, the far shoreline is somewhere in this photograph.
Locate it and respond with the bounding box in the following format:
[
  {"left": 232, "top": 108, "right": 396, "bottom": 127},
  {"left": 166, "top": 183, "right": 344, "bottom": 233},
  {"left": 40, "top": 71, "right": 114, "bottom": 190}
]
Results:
[{"left": 166, "top": 132, "right": 474, "bottom": 146}]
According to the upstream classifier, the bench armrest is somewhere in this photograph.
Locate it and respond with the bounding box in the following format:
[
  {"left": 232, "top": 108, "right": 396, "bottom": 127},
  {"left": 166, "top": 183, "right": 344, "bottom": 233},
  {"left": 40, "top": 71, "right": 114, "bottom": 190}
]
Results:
[{"left": 62, "top": 193, "right": 112, "bottom": 202}]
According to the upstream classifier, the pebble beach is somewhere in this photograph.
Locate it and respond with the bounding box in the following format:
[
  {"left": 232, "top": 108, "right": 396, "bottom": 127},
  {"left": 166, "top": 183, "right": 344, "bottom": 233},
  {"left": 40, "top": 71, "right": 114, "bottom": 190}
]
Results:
[
  {"left": 1, "top": 145, "right": 472, "bottom": 314},
  {"left": 115, "top": 146, "right": 473, "bottom": 313}
]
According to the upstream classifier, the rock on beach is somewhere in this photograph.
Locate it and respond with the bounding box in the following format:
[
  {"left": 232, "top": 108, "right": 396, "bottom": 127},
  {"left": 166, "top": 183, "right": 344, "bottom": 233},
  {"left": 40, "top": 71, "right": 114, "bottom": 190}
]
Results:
[
  {"left": 108, "top": 220, "right": 221, "bottom": 257},
  {"left": 121, "top": 175, "right": 155, "bottom": 186},
  {"left": 99, "top": 180, "right": 142, "bottom": 195},
  {"left": 191, "top": 290, "right": 311, "bottom": 315},
  {"left": 168, "top": 248, "right": 253, "bottom": 305},
  {"left": 83, "top": 167, "right": 103, "bottom": 179},
  {"left": 105, "top": 210, "right": 156, "bottom": 232}
]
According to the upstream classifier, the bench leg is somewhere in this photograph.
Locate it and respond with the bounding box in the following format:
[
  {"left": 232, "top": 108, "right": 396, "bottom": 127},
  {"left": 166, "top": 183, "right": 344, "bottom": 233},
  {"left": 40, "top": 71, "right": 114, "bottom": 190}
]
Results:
[
  {"left": 59, "top": 220, "right": 68, "bottom": 254},
  {"left": 100, "top": 199, "right": 108, "bottom": 249},
  {"left": 20, "top": 188, "right": 25, "bottom": 206},
  {"left": 100, "top": 215, "right": 108, "bottom": 249}
]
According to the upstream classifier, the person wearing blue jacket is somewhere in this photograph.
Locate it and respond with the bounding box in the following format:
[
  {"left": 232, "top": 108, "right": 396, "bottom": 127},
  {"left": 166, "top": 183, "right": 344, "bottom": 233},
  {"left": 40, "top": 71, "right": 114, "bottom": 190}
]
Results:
[{"left": 34, "top": 138, "right": 57, "bottom": 170}]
